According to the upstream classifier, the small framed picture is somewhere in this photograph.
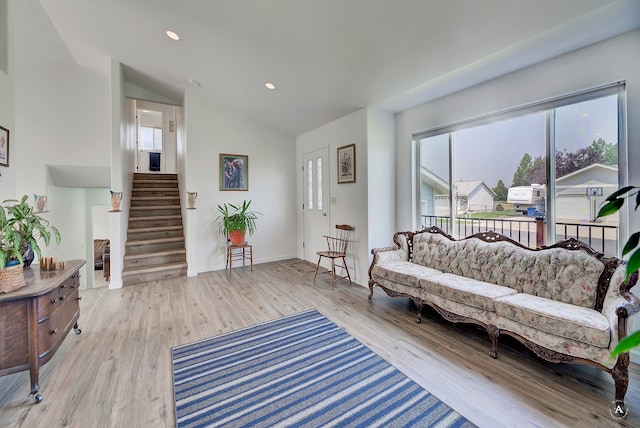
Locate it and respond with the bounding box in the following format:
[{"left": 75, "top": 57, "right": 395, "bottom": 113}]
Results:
[
  {"left": 337, "top": 144, "right": 356, "bottom": 184},
  {"left": 0, "top": 125, "right": 9, "bottom": 167},
  {"left": 220, "top": 154, "right": 249, "bottom": 191}
]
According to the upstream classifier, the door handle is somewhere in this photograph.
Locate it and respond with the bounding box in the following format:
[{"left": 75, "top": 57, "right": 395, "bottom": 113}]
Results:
[{"left": 322, "top": 213, "right": 327, "bottom": 216}]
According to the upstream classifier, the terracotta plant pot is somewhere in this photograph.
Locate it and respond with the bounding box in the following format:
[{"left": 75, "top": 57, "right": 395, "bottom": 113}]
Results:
[{"left": 229, "top": 229, "right": 246, "bottom": 245}]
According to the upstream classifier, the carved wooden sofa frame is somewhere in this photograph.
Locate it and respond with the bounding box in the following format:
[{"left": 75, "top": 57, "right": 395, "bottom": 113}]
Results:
[{"left": 368, "top": 227, "right": 640, "bottom": 403}]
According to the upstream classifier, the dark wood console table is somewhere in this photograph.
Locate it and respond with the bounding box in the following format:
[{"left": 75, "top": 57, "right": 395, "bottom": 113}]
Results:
[{"left": 0, "top": 259, "right": 86, "bottom": 403}]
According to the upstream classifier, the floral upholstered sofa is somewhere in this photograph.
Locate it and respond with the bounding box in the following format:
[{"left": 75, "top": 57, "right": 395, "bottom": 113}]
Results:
[{"left": 368, "top": 226, "right": 640, "bottom": 403}]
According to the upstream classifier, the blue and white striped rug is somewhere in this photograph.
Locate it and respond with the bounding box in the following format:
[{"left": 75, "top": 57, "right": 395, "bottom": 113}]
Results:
[{"left": 172, "top": 309, "right": 475, "bottom": 428}]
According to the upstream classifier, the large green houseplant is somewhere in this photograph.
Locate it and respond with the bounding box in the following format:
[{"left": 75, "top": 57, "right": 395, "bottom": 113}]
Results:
[
  {"left": 215, "top": 199, "right": 260, "bottom": 245},
  {"left": 597, "top": 186, "right": 640, "bottom": 357},
  {"left": 0, "top": 195, "right": 61, "bottom": 269}
]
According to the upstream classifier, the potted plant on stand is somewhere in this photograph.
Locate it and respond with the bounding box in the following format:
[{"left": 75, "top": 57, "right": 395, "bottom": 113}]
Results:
[
  {"left": 215, "top": 199, "right": 260, "bottom": 245},
  {"left": 0, "top": 195, "right": 61, "bottom": 293}
]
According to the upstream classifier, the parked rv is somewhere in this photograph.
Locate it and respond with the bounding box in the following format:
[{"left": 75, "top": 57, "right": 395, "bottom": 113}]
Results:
[{"left": 507, "top": 184, "right": 546, "bottom": 215}]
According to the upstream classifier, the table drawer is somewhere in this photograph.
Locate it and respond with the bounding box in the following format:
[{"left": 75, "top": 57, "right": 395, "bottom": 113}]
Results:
[{"left": 38, "top": 291, "right": 80, "bottom": 357}]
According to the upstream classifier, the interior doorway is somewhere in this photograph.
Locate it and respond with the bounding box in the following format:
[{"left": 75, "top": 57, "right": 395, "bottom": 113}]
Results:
[
  {"left": 134, "top": 100, "right": 178, "bottom": 174},
  {"left": 91, "top": 204, "right": 110, "bottom": 288}
]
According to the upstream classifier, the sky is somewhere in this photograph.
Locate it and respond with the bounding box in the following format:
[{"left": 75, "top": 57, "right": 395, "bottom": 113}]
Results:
[{"left": 421, "top": 94, "right": 618, "bottom": 189}]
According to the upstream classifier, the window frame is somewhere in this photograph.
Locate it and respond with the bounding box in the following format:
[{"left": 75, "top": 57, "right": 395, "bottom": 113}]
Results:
[{"left": 413, "top": 82, "right": 627, "bottom": 255}]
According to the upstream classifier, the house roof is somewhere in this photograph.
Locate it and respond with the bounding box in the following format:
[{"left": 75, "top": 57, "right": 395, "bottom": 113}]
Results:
[
  {"left": 455, "top": 181, "right": 496, "bottom": 197},
  {"left": 420, "top": 167, "right": 449, "bottom": 194},
  {"left": 555, "top": 163, "right": 618, "bottom": 185},
  {"left": 34, "top": 0, "right": 640, "bottom": 136}
]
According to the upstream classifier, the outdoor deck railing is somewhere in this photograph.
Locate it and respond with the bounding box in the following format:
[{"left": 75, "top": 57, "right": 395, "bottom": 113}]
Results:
[{"left": 421, "top": 215, "right": 619, "bottom": 256}]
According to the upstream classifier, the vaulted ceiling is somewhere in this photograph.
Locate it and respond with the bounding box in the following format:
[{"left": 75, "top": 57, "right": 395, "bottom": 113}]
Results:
[{"left": 38, "top": 0, "right": 640, "bottom": 136}]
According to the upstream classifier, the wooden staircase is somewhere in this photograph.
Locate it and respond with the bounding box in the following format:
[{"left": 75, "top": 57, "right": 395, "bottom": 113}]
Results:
[{"left": 122, "top": 173, "right": 187, "bottom": 285}]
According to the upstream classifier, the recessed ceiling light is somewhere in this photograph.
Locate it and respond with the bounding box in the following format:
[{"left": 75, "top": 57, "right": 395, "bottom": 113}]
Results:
[
  {"left": 166, "top": 30, "right": 180, "bottom": 41},
  {"left": 265, "top": 82, "right": 276, "bottom": 90}
]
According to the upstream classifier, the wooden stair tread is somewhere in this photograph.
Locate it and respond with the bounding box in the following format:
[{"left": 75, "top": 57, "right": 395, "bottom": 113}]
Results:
[
  {"left": 126, "top": 236, "right": 184, "bottom": 246},
  {"left": 124, "top": 249, "right": 186, "bottom": 260},
  {"left": 130, "top": 205, "right": 180, "bottom": 210},
  {"left": 131, "top": 196, "right": 179, "bottom": 200},
  {"left": 127, "top": 225, "right": 183, "bottom": 233},
  {"left": 122, "top": 262, "right": 187, "bottom": 276},
  {"left": 128, "top": 214, "right": 182, "bottom": 221},
  {"left": 133, "top": 179, "right": 178, "bottom": 184},
  {"left": 132, "top": 188, "right": 179, "bottom": 192}
]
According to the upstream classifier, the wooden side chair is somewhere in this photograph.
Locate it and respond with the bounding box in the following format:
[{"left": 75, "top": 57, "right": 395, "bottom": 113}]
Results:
[
  {"left": 226, "top": 237, "right": 253, "bottom": 274},
  {"left": 313, "top": 224, "right": 354, "bottom": 288}
]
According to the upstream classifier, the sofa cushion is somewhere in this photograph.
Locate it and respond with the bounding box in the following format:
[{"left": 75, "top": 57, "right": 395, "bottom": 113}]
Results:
[
  {"left": 494, "top": 293, "right": 610, "bottom": 348},
  {"left": 371, "top": 262, "right": 442, "bottom": 288},
  {"left": 420, "top": 273, "right": 518, "bottom": 312},
  {"left": 412, "top": 231, "right": 604, "bottom": 309}
]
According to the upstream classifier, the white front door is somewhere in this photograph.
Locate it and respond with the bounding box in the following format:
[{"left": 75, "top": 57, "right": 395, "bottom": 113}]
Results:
[{"left": 303, "top": 148, "right": 329, "bottom": 262}]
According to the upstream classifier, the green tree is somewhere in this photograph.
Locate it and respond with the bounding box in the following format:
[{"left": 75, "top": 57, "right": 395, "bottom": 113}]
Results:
[
  {"left": 492, "top": 180, "right": 508, "bottom": 201},
  {"left": 511, "top": 154, "right": 532, "bottom": 187}
]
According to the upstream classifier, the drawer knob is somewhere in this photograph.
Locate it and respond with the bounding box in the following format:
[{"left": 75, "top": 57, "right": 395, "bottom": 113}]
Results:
[
  {"left": 76, "top": 296, "right": 83, "bottom": 301},
  {"left": 51, "top": 298, "right": 57, "bottom": 304},
  {"left": 59, "top": 296, "right": 64, "bottom": 301},
  {"left": 50, "top": 329, "right": 58, "bottom": 335}
]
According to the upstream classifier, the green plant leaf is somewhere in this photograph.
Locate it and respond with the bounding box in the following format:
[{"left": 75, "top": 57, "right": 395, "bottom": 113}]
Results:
[
  {"left": 597, "top": 199, "right": 624, "bottom": 218},
  {"left": 636, "top": 190, "right": 640, "bottom": 211},
  {"left": 606, "top": 186, "right": 636, "bottom": 202},
  {"left": 622, "top": 232, "right": 640, "bottom": 257},
  {"left": 626, "top": 248, "right": 640, "bottom": 278},
  {"left": 611, "top": 330, "right": 640, "bottom": 358}
]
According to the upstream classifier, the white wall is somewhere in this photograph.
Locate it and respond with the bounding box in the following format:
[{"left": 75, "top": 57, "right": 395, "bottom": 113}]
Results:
[
  {"left": 0, "top": 0, "right": 15, "bottom": 201},
  {"left": 14, "top": 2, "right": 110, "bottom": 198},
  {"left": 296, "top": 109, "right": 371, "bottom": 286},
  {"left": 107, "top": 64, "right": 134, "bottom": 289},
  {"left": 366, "top": 109, "right": 396, "bottom": 255},
  {"left": 184, "top": 90, "right": 297, "bottom": 273}
]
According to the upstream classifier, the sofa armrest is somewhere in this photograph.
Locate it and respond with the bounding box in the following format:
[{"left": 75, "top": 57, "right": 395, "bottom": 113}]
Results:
[
  {"left": 616, "top": 293, "right": 640, "bottom": 318},
  {"left": 369, "top": 236, "right": 410, "bottom": 280},
  {"left": 372, "top": 247, "right": 407, "bottom": 263}
]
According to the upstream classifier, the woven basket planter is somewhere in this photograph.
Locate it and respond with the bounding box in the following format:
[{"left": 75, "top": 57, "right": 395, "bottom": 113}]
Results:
[{"left": 0, "top": 263, "right": 26, "bottom": 293}]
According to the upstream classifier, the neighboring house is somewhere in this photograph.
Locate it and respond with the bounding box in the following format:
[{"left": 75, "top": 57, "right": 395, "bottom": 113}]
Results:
[
  {"left": 556, "top": 163, "right": 619, "bottom": 222},
  {"left": 420, "top": 167, "right": 449, "bottom": 217},
  {"left": 421, "top": 173, "right": 496, "bottom": 216},
  {"left": 455, "top": 181, "right": 496, "bottom": 213}
]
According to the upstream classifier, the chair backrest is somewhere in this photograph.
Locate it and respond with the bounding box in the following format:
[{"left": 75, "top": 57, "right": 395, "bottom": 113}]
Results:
[{"left": 325, "top": 224, "right": 354, "bottom": 254}]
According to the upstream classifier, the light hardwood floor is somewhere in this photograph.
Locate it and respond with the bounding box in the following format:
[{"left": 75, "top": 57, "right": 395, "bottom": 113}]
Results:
[{"left": 1, "top": 260, "right": 639, "bottom": 427}]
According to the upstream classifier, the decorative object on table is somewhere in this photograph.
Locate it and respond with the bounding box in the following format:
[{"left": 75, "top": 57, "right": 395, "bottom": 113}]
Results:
[
  {"left": 187, "top": 191, "right": 197, "bottom": 209},
  {"left": 0, "top": 125, "right": 9, "bottom": 167},
  {"left": 219, "top": 153, "right": 249, "bottom": 191},
  {"left": 33, "top": 194, "right": 47, "bottom": 212},
  {"left": 0, "top": 259, "right": 25, "bottom": 293},
  {"left": 110, "top": 190, "right": 123, "bottom": 212},
  {"left": 337, "top": 143, "right": 356, "bottom": 183},
  {"left": 171, "top": 310, "right": 474, "bottom": 428},
  {"left": 40, "top": 257, "right": 65, "bottom": 271},
  {"left": 215, "top": 199, "right": 260, "bottom": 245}
]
